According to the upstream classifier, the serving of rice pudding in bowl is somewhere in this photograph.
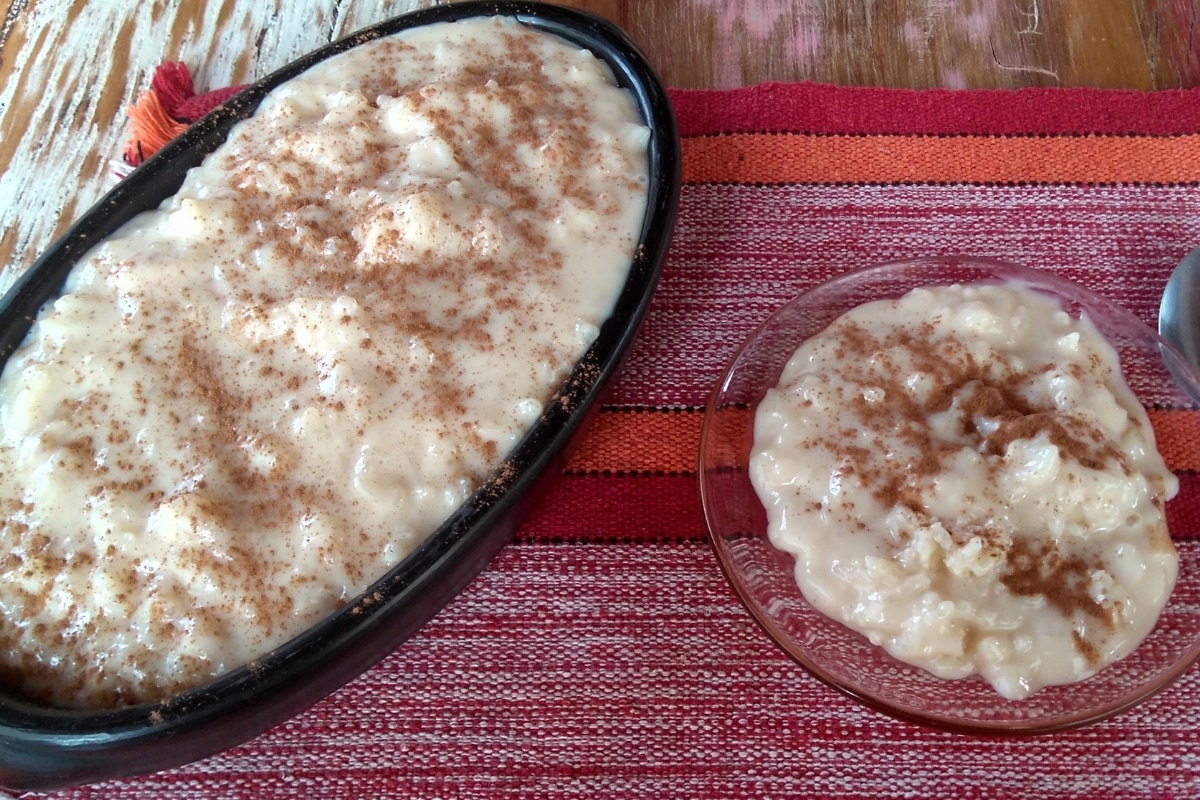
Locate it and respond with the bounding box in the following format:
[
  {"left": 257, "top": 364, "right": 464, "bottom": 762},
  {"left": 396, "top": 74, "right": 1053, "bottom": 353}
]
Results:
[
  {"left": 700, "top": 258, "right": 1200, "bottom": 732},
  {"left": 751, "top": 281, "right": 1177, "bottom": 700}
]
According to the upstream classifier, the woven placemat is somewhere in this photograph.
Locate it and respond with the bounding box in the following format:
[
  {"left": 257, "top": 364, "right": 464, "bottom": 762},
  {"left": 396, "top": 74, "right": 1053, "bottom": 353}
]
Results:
[{"left": 31, "top": 80, "right": 1200, "bottom": 800}]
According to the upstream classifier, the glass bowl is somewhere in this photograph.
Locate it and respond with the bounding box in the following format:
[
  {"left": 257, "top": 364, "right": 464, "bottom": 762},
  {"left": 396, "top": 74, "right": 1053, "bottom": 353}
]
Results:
[{"left": 699, "top": 256, "right": 1200, "bottom": 735}]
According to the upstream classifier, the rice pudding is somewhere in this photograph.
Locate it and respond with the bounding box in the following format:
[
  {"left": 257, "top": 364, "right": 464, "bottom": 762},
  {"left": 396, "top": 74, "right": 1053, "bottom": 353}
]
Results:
[
  {"left": 750, "top": 282, "right": 1179, "bottom": 700},
  {"left": 0, "top": 17, "right": 649, "bottom": 708}
]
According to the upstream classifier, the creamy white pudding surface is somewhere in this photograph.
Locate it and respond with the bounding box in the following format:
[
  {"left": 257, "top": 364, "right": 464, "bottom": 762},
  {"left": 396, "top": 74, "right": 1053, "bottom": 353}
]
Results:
[
  {"left": 0, "top": 17, "right": 649, "bottom": 708},
  {"left": 750, "top": 282, "right": 1179, "bottom": 700}
]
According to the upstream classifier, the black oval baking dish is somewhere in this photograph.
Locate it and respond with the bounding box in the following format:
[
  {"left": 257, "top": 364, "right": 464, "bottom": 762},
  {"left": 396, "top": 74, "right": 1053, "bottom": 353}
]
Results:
[{"left": 0, "top": 1, "right": 680, "bottom": 790}]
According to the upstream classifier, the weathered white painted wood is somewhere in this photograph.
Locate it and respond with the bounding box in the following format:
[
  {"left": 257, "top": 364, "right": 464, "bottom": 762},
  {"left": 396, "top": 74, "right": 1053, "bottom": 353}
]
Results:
[
  {"left": 0, "top": 0, "right": 427, "bottom": 292},
  {"left": 2, "top": 0, "right": 1193, "bottom": 293}
]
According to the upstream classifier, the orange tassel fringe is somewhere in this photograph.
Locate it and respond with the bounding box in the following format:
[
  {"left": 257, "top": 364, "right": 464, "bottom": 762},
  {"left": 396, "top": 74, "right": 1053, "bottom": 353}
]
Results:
[
  {"left": 123, "top": 88, "right": 189, "bottom": 167},
  {"left": 122, "top": 62, "right": 246, "bottom": 168}
]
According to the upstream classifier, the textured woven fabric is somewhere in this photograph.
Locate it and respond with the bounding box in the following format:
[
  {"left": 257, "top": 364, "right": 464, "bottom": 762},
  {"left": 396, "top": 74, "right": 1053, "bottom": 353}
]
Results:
[
  {"left": 34, "top": 83, "right": 1200, "bottom": 799},
  {"left": 670, "top": 82, "right": 1200, "bottom": 137}
]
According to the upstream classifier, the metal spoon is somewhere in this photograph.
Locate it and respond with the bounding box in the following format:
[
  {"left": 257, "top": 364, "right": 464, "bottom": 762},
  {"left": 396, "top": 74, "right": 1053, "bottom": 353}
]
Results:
[{"left": 1158, "top": 247, "right": 1200, "bottom": 401}]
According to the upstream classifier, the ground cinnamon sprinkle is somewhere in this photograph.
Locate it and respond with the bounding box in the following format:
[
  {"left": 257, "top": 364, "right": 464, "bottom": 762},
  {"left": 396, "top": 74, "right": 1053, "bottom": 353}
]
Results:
[
  {"left": 1000, "top": 538, "right": 1111, "bottom": 632},
  {"left": 823, "top": 312, "right": 1131, "bottom": 522}
]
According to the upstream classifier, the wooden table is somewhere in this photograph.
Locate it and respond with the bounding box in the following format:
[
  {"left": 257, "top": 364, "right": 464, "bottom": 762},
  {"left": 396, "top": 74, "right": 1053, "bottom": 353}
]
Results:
[
  {"left": 0, "top": 0, "right": 1196, "bottom": 291},
  {"left": 577, "top": 0, "right": 1200, "bottom": 89}
]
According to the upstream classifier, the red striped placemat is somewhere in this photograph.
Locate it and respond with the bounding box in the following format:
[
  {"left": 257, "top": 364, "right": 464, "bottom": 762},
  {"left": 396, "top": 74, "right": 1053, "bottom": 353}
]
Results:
[{"left": 35, "top": 82, "right": 1200, "bottom": 800}]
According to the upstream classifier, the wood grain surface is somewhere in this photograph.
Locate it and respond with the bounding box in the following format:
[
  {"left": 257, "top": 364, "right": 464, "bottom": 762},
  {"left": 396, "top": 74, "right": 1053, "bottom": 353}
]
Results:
[
  {"left": 611, "top": 0, "right": 1200, "bottom": 90},
  {"left": 1, "top": 0, "right": 1197, "bottom": 291}
]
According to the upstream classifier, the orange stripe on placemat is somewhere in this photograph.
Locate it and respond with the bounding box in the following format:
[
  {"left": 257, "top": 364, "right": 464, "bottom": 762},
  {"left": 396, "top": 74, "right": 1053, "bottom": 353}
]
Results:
[
  {"left": 681, "top": 134, "right": 1200, "bottom": 185},
  {"left": 1150, "top": 409, "right": 1200, "bottom": 473},
  {"left": 567, "top": 410, "right": 704, "bottom": 473},
  {"left": 567, "top": 408, "right": 1200, "bottom": 473}
]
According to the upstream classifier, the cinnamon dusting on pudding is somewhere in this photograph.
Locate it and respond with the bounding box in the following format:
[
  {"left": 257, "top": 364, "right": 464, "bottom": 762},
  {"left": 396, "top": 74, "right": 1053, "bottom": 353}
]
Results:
[
  {"left": 750, "top": 282, "right": 1178, "bottom": 699},
  {"left": 0, "top": 17, "right": 649, "bottom": 709}
]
